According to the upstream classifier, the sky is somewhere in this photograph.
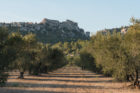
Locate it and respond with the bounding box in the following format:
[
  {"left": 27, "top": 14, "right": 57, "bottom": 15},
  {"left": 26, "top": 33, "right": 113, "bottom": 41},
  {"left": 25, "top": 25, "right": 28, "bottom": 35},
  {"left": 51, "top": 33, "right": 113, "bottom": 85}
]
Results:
[{"left": 0, "top": 0, "right": 140, "bottom": 34}]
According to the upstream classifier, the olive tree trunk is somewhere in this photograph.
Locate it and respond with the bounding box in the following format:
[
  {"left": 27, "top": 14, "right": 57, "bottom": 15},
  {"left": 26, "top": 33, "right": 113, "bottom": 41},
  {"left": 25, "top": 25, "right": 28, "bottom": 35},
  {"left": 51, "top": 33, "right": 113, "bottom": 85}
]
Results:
[
  {"left": 133, "top": 70, "right": 139, "bottom": 87},
  {"left": 18, "top": 72, "right": 24, "bottom": 79}
]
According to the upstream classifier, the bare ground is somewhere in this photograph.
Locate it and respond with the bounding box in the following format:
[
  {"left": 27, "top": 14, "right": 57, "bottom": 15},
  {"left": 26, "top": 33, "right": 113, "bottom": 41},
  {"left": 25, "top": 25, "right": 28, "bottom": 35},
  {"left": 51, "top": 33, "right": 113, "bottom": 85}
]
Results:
[{"left": 0, "top": 66, "right": 140, "bottom": 93}]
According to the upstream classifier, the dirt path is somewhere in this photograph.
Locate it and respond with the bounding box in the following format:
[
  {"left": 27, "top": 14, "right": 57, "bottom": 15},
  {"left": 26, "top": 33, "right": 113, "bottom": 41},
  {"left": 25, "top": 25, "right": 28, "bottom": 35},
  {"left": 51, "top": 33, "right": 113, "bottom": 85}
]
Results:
[{"left": 0, "top": 66, "right": 140, "bottom": 93}]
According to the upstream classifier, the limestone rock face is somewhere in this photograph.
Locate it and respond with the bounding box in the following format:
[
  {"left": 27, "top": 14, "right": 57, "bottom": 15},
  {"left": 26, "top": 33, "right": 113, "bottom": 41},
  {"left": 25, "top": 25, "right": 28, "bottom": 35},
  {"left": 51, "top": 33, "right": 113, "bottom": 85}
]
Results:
[
  {"left": 40, "top": 18, "right": 60, "bottom": 27},
  {"left": 40, "top": 18, "right": 47, "bottom": 24},
  {"left": 60, "top": 20, "right": 79, "bottom": 31},
  {"left": 98, "top": 26, "right": 128, "bottom": 35},
  {"left": 0, "top": 18, "right": 90, "bottom": 43},
  {"left": 40, "top": 18, "right": 80, "bottom": 31}
]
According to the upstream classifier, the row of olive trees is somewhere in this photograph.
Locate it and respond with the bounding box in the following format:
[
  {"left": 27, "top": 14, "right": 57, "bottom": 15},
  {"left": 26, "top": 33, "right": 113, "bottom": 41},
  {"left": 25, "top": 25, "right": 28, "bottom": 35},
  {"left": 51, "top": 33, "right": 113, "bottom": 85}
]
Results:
[
  {"left": 75, "top": 18, "right": 140, "bottom": 87},
  {"left": 0, "top": 28, "right": 66, "bottom": 86},
  {"left": 51, "top": 40, "right": 89, "bottom": 65},
  {"left": 0, "top": 28, "right": 12, "bottom": 86}
]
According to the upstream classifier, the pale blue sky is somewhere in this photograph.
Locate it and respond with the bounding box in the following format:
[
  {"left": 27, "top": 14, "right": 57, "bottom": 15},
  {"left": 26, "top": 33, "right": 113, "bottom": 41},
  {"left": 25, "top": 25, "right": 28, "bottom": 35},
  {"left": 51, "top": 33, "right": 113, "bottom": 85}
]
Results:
[{"left": 0, "top": 0, "right": 140, "bottom": 34}]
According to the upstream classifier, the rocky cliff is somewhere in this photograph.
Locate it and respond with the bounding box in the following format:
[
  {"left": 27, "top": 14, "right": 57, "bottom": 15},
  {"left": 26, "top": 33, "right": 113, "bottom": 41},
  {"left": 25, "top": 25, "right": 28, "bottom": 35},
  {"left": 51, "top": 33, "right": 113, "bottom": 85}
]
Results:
[
  {"left": 98, "top": 26, "right": 129, "bottom": 35},
  {"left": 0, "top": 18, "right": 90, "bottom": 43}
]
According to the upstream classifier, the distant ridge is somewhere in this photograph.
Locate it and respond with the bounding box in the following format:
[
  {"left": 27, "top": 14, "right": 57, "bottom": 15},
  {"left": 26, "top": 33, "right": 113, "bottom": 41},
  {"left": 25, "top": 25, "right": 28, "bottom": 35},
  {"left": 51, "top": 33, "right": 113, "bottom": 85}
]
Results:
[
  {"left": 97, "top": 26, "right": 129, "bottom": 35},
  {"left": 0, "top": 18, "right": 90, "bottom": 43}
]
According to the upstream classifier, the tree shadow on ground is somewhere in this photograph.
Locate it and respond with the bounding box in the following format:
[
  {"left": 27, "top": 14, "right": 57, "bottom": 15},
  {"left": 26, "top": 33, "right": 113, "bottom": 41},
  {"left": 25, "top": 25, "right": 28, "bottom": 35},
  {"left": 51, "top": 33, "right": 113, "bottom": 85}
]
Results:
[
  {"left": 24, "top": 78, "right": 112, "bottom": 83},
  {"left": 6, "top": 82, "right": 119, "bottom": 89},
  {"left": 0, "top": 88, "right": 69, "bottom": 93},
  {"left": 39, "top": 74, "right": 105, "bottom": 78}
]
